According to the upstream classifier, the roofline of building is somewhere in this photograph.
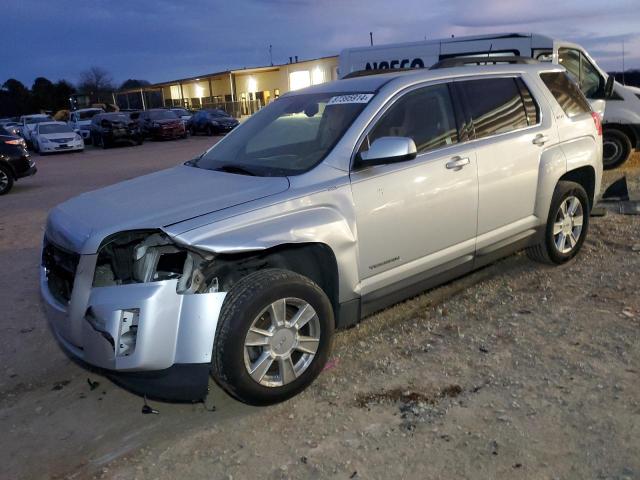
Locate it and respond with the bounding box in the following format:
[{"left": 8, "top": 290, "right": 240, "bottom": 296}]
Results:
[{"left": 115, "top": 55, "right": 338, "bottom": 94}]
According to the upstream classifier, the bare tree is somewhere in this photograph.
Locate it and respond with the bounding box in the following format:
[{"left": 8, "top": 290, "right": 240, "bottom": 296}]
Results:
[{"left": 78, "top": 67, "right": 114, "bottom": 95}]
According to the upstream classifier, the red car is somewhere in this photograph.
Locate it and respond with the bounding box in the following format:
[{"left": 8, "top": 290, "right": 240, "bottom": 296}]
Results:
[{"left": 138, "top": 109, "right": 187, "bottom": 140}]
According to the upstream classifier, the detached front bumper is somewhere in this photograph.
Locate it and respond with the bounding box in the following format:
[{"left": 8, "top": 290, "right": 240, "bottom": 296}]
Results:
[{"left": 40, "top": 255, "right": 226, "bottom": 401}]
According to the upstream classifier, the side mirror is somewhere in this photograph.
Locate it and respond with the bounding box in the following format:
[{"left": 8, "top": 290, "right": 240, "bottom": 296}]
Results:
[
  {"left": 604, "top": 75, "right": 615, "bottom": 99},
  {"left": 357, "top": 137, "right": 417, "bottom": 167}
]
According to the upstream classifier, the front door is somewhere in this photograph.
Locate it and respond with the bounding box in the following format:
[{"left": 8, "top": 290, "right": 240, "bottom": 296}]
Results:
[{"left": 350, "top": 83, "right": 479, "bottom": 296}]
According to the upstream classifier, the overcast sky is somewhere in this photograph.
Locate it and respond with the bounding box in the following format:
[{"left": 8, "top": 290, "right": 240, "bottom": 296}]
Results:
[{"left": 1, "top": 0, "right": 639, "bottom": 87}]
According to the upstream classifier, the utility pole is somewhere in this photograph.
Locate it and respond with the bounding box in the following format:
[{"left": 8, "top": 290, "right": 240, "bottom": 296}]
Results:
[
  {"left": 269, "top": 44, "right": 273, "bottom": 66},
  {"left": 622, "top": 39, "right": 626, "bottom": 85},
  {"left": 369, "top": 32, "right": 373, "bottom": 46}
]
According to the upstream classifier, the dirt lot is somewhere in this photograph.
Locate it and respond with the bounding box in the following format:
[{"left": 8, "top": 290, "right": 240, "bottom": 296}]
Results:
[{"left": 0, "top": 139, "right": 638, "bottom": 480}]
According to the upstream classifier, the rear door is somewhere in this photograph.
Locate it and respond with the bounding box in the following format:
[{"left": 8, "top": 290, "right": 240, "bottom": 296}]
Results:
[
  {"left": 350, "top": 82, "right": 478, "bottom": 296},
  {"left": 454, "top": 76, "right": 558, "bottom": 248}
]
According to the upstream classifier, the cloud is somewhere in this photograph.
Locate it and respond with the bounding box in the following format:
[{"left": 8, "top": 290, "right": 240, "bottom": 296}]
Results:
[{"left": 0, "top": 0, "right": 638, "bottom": 84}]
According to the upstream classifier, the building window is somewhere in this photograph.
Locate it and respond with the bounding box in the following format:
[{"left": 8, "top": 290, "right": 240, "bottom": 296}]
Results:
[{"left": 289, "top": 70, "right": 311, "bottom": 91}]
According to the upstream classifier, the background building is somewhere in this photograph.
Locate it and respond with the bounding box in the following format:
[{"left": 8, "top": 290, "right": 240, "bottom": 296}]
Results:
[{"left": 114, "top": 55, "right": 338, "bottom": 117}]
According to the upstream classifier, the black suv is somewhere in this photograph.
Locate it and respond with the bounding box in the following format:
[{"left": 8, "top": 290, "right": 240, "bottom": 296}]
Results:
[
  {"left": 90, "top": 113, "right": 143, "bottom": 148},
  {"left": 0, "top": 127, "right": 36, "bottom": 195},
  {"left": 190, "top": 109, "right": 239, "bottom": 136}
]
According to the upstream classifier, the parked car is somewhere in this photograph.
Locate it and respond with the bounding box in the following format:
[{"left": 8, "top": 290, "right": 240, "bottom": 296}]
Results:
[
  {"left": 0, "top": 121, "right": 21, "bottom": 137},
  {"left": 41, "top": 64, "right": 602, "bottom": 406},
  {"left": 0, "top": 127, "right": 36, "bottom": 195},
  {"left": 138, "top": 109, "right": 186, "bottom": 140},
  {"left": 190, "top": 109, "right": 239, "bottom": 135},
  {"left": 32, "top": 122, "right": 84, "bottom": 154},
  {"left": 90, "top": 112, "right": 143, "bottom": 148},
  {"left": 169, "top": 108, "right": 193, "bottom": 130},
  {"left": 19, "top": 114, "right": 53, "bottom": 144},
  {"left": 68, "top": 108, "right": 104, "bottom": 144}
]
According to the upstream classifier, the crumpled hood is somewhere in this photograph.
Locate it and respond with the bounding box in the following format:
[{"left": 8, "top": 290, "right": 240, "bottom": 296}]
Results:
[{"left": 46, "top": 165, "right": 290, "bottom": 254}]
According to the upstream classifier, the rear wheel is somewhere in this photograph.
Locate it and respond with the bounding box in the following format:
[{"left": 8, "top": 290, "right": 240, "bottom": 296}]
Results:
[
  {"left": 0, "top": 165, "right": 13, "bottom": 195},
  {"left": 211, "top": 269, "right": 334, "bottom": 406},
  {"left": 527, "top": 181, "right": 589, "bottom": 265},
  {"left": 603, "top": 129, "right": 632, "bottom": 169}
]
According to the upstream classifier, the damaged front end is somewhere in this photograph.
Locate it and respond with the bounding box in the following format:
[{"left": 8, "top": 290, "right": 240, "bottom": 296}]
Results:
[{"left": 41, "top": 229, "right": 227, "bottom": 402}]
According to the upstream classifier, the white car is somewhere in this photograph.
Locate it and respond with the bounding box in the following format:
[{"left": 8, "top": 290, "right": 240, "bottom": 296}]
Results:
[
  {"left": 19, "top": 114, "right": 53, "bottom": 144},
  {"left": 68, "top": 108, "right": 104, "bottom": 142},
  {"left": 32, "top": 122, "right": 84, "bottom": 154}
]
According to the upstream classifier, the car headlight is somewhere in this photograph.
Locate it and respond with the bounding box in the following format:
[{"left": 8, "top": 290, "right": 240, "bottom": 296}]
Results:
[
  {"left": 93, "top": 230, "right": 216, "bottom": 294},
  {"left": 152, "top": 122, "right": 160, "bottom": 128},
  {"left": 40, "top": 137, "right": 50, "bottom": 143},
  {"left": 75, "top": 134, "right": 82, "bottom": 141},
  {"left": 210, "top": 121, "right": 219, "bottom": 126}
]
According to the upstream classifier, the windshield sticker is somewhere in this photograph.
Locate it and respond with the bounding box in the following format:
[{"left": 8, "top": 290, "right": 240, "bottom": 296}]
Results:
[{"left": 327, "top": 94, "right": 374, "bottom": 105}]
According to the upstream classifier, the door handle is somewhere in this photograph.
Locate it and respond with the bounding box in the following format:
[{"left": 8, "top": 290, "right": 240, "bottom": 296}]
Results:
[
  {"left": 446, "top": 156, "right": 470, "bottom": 170},
  {"left": 532, "top": 134, "right": 549, "bottom": 146}
]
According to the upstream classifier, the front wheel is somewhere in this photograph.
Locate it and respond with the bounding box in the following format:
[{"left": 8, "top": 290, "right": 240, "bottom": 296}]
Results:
[
  {"left": 0, "top": 165, "right": 14, "bottom": 195},
  {"left": 527, "top": 181, "right": 590, "bottom": 265},
  {"left": 211, "top": 269, "right": 334, "bottom": 406}
]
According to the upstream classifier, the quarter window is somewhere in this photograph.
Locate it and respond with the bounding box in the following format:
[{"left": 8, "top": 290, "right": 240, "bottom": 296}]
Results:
[
  {"left": 459, "top": 78, "right": 529, "bottom": 139},
  {"left": 364, "top": 84, "right": 459, "bottom": 155},
  {"left": 540, "top": 72, "right": 591, "bottom": 118}
]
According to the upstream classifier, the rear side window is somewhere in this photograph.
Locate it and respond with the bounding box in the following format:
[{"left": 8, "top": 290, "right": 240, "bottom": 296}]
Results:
[
  {"left": 540, "top": 72, "right": 591, "bottom": 118},
  {"left": 459, "top": 78, "right": 529, "bottom": 139},
  {"left": 515, "top": 78, "right": 540, "bottom": 126},
  {"left": 365, "top": 83, "right": 459, "bottom": 154}
]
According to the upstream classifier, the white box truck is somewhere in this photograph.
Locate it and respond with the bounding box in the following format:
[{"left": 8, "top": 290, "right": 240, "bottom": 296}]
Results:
[{"left": 339, "top": 33, "right": 640, "bottom": 168}]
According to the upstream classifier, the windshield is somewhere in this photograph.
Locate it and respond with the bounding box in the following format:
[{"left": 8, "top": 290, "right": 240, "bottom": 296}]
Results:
[
  {"left": 194, "top": 92, "right": 372, "bottom": 176},
  {"left": 26, "top": 116, "right": 51, "bottom": 125},
  {"left": 78, "top": 109, "right": 102, "bottom": 120},
  {"left": 39, "top": 124, "right": 73, "bottom": 134},
  {"left": 149, "top": 110, "right": 178, "bottom": 120},
  {"left": 208, "top": 109, "right": 230, "bottom": 117}
]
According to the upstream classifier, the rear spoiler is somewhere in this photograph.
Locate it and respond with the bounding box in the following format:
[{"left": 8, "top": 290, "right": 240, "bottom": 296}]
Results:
[{"left": 430, "top": 56, "right": 539, "bottom": 69}]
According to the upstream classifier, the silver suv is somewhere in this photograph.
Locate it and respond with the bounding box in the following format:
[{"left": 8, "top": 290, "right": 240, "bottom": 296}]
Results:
[{"left": 41, "top": 64, "right": 602, "bottom": 405}]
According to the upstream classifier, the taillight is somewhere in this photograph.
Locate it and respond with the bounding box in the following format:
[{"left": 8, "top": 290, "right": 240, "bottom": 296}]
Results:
[{"left": 591, "top": 112, "right": 602, "bottom": 136}]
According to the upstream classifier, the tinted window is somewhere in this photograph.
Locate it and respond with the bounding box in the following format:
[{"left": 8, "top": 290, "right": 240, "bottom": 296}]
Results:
[
  {"left": 365, "top": 84, "right": 458, "bottom": 154},
  {"left": 460, "top": 78, "right": 529, "bottom": 139},
  {"left": 148, "top": 110, "right": 177, "bottom": 120},
  {"left": 540, "top": 72, "right": 591, "bottom": 118}
]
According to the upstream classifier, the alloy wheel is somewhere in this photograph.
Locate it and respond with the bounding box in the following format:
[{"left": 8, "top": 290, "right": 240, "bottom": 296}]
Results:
[
  {"left": 0, "top": 169, "right": 9, "bottom": 193},
  {"left": 553, "top": 195, "right": 584, "bottom": 254},
  {"left": 243, "top": 297, "right": 321, "bottom": 387}
]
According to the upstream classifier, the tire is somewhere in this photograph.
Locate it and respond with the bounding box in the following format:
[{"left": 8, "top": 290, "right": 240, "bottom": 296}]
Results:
[
  {"left": 100, "top": 134, "right": 108, "bottom": 149},
  {"left": 136, "top": 136, "right": 144, "bottom": 146},
  {"left": 32, "top": 139, "right": 39, "bottom": 153},
  {"left": 207, "top": 125, "right": 214, "bottom": 136},
  {"left": 527, "top": 181, "right": 590, "bottom": 265},
  {"left": 190, "top": 125, "right": 196, "bottom": 136},
  {"left": 0, "top": 165, "right": 13, "bottom": 195},
  {"left": 603, "top": 129, "right": 632, "bottom": 169},
  {"left": 211, "top": 268, "right": 334, "bottom": 406}
]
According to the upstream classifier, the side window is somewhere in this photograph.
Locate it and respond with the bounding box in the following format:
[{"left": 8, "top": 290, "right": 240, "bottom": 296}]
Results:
[
  {"left": 364, "top": 84, "right": 458, "bottom": 155},
  {"left": 580, "top": 56, "right": 604, "bottom": 98},
  {"left": 558, "top": 48, "right": 581, "bottom": 82},
  {"left": 539, "top": 72, "right": 591, "bottom": 118},
  {"left": 559, "top": 48, "right": 604, "bottom": 98},
  {"left": 460, "top": 78, "right": 529, "bottom": 139}
]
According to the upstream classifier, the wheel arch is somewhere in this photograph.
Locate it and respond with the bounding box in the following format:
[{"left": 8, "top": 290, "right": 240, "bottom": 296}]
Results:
[{"left": 559, "top": 165, "right": 596, "bottom": 208}]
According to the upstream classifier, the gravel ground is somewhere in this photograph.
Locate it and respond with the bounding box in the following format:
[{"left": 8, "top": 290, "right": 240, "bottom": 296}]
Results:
[{"left": 0, "top": 141, "right": 638, "bottom": 480}]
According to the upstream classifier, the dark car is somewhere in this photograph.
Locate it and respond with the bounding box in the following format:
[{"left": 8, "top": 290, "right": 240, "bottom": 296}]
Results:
[
  {"left": 138, "top": 109, "right": 186, "bottom": 140},
  {"left": 190, "top": 109, "right": 239, "bottom": 136},
  {"left": 169, "top": 108, "right": 193, "bottom": 130},
  {"left": 0, "top": 127, "right": 36, "bottom": 195},
  {"left": 90, "top": 113, "right": 143, "bottom": 148}
]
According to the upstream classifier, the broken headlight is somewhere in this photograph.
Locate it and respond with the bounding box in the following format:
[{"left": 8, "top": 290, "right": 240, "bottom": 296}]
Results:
[{"left": 93, "top": 230, "right": 215, "bottom": 293}]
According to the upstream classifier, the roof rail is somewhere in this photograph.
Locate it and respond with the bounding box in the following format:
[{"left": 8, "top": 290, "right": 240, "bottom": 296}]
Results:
[
  {"left": 342, "top": 68, "right": 414, "bottom": 79},
  {"left": 429, "top": 56, "right": 539, "bottom": 70}
]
